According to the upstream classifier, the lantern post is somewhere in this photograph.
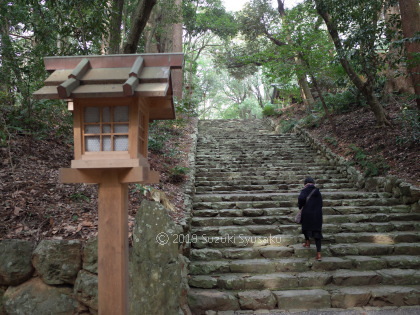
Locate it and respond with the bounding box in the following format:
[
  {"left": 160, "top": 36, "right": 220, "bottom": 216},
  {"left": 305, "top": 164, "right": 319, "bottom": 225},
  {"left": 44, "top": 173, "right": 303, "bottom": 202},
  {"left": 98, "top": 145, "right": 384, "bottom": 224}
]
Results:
[{"left": 33, "top": 53, "right": 183, "bottom": 314}]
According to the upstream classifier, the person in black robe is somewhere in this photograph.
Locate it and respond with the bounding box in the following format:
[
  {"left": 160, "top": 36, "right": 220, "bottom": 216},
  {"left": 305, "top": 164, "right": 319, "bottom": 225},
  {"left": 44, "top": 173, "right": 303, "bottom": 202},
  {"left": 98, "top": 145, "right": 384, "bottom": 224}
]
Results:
[{"left": 298, "top": 176, "right": 323, "bottom": 260}]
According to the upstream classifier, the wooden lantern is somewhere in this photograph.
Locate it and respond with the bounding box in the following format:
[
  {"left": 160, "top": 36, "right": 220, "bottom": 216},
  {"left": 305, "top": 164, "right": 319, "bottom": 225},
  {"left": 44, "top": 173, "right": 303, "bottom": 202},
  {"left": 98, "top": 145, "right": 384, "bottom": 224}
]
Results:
[{"left": 33, "top": 53, "right": 183, "bottom": 315}]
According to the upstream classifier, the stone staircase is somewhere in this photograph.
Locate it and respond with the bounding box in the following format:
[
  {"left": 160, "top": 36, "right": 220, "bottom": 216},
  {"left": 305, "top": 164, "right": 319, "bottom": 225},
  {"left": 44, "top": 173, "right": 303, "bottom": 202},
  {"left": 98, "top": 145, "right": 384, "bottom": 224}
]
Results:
[{"left": 187, "top": 119, "right": 420, "bottom": 314}]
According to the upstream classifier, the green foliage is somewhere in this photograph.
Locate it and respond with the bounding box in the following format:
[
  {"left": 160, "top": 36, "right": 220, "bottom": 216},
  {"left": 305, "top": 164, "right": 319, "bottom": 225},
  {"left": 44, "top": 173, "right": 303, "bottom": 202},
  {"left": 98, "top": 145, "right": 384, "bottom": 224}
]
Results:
[
  {"left": 314, "top": 89, "right": 366, "bottom": 113},
  {"left": 70, "top": 193, "right": 90, "bottom": 203},
  {"left": 299, "top": 113, "right": 322, "bottom": 129},
  {"left": 168, "top": 166, "right": 190, "bottom": 183},
  {"left": 396, "top": 107, "right": 420, "bottom": 145},
  {"left": 262, "top": 105, "right": 276, "bottom": 116},
  {"left": 132, "top": 184, "right": 152, "bottom": 196},
  {"left": 323, "top": 136, "right": 338, "bottom": 146},
  {"left": 183, "top": 0, "right": 237, "bottom": 39},
  {"left": 279, "top": 119, "right": 299, "bottom": 133},
  {"left": 347, "top": 144, "right": 390, "bottom": 177}
]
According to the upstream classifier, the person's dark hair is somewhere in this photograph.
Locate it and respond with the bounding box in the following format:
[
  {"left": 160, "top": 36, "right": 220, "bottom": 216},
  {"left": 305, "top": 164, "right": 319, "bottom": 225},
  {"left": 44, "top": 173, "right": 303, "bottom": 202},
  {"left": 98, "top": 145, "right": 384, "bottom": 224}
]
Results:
[{"left": 304, "top": 176, "right": 315, "bottom": 184}]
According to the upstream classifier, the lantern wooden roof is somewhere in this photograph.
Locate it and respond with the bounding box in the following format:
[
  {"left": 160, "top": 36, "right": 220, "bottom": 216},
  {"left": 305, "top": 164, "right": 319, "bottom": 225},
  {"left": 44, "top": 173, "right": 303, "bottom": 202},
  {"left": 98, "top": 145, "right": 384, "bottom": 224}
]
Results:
[{"left": 33, "top": 53, "right": 183, "bottom": 120}]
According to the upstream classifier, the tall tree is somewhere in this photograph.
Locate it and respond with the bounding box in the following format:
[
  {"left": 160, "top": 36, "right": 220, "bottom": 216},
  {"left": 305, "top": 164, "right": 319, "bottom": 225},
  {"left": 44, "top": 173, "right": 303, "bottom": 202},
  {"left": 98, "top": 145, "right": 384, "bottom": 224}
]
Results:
[
  {"left": 108, "top": 0, "right": 125, "bottom": 54},
  {"left": 226, "top": 0, "right": 316, "bottom": 107},
  {"left": 314, "top": 0, "right": 392, "bottom": 126},
  {"left": 122, "top": 0, "right": 158, "bottom": 53},
  {"left": 399, "top": 0, "right": 420, "bottom": 109}
]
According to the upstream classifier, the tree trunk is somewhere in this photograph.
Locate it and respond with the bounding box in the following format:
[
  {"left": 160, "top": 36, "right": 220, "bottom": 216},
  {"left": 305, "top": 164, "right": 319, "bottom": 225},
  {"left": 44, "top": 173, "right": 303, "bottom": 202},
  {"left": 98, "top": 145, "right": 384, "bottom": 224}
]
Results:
[
  {"left": 315, "top": 0, "right": 391, "bottom": 126},
  {"left": 122, "top": 0, "right": 157, "bottom": 54},
  {"left": 108, "top": 0, "right": 125, "bottom": 54},
  {"left": 172, "top": 0, "right": 183, "bottom": 100},
  {"left": 296, "top": 70, "right": 315, "bottom": 108},
  {"left": 399, "top": 0, "right": 420, "bottom": 109},
  {"left": 383, "top": 5, "right": 415, "bottom": 95}
]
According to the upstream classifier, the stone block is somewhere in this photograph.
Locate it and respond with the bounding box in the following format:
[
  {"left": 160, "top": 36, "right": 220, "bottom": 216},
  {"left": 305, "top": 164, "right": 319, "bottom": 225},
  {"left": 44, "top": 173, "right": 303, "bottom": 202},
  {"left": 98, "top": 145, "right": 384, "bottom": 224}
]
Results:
[
  {"left": 0, "top": 240, "right": 34, "bottom": 286},
  {"left": 369, "top": 286, "right": 420, "bottom": 306},
  {"left": 331, "top": 287, "right": 371, "bottom": 308},
  {"left": 82, "top": 237, "right": 97, "bottom": 274},
  {"left": 378, "top": 269, "right": 420, "bottom": 285},
  {"left": 238, "top": 290, "right": 277, "bottom": 310},
  {"left": 298, "top": 272, "right": 332, "bottom": 287},
  {"left": 275, "top": 258, "right": 309, "bottom": 272},
  {"left": 3, "top": 277, "right": 78, "bottom": 314},
  {"left": 32, "top": 240, "right": 82, "bottom": 285},
  {"left": 217, "top": 275, "right": 245, "bottom": 290},
  {"left": 230, "top": 260, "right": 276, "bottom": 273},
  {"left": 345, "top": 256, "right": 387, "bottom": 270},
  {"left": 129, "top": 200, "right": 182, "bottom": 315},
  {"left": 311, "top": 257, "right": 353, "bottom": 271},
  {"left": 244, "top": 273, "right": 299, "bottom": 290},
  {"left": 188, "top": 289, "right": 240, "bottom": 314},
  {"left": 74, "top": 270, "right": 98, "bottom": 311},
  {"left": 274, "top": 289, "right": 331, "bottom": 309},
  {"left": 191, "top": 249, "right": 223, "bottom": 261},
  {"left": 332, "top": 270, "right": 381, "bottom": 286},
  {"left": 189, "top": 276, "right": 218, "bottom": 289},
  {"left": 223, "top": 248, "right": 259, "bottom": 260},
  {"left": 189, "top": 261, "right": 230, "bottom": 275}
]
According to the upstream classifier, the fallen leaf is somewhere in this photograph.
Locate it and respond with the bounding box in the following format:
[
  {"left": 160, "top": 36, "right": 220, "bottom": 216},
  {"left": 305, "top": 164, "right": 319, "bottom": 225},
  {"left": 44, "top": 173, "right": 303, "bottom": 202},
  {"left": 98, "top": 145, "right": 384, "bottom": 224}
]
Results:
[{"left": 14, "top": 207, "right": 22, "bottom": 216}]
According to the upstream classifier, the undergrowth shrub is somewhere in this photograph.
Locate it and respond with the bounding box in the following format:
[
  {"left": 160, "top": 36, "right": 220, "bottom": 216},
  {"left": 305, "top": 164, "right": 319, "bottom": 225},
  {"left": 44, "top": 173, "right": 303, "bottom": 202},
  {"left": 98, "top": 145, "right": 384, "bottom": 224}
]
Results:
[
  {"left": 396, "top": 107, "right": 420, "bottom": 145},
  {"left": 346, "top": 144, "right": 390, "bottom": 177},
  {"left": 168, "top": 166, "right": 189, "bottom": 183},
  {"left": 324, "top": 136, "right": 338, "bottom": 146},
  {"left": 262, "top": 105, "right": 281, "bottom": 117},
  {"left": 299, "top": 113, "right": 322, "bottom": 128},
  {"left": 316, "top": 89, "right": 365, "bottom": 113},
  {"left": 279, "top": 119, "right": 298, "bottom": 133}
]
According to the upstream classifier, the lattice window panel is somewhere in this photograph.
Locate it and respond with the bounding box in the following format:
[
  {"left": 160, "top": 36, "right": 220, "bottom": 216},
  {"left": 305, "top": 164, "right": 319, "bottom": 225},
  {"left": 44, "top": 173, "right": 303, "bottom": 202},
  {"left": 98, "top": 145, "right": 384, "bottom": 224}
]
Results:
[{"left": 83, "top": 106, "right": 129, "bottom": 152}]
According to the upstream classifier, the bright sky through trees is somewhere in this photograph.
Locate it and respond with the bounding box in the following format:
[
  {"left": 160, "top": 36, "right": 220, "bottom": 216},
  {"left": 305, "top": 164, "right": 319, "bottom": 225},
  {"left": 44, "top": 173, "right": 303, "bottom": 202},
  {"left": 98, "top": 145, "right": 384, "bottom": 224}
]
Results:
[{"left": 222, "top": 0, "right": 303, "bottom": 12}]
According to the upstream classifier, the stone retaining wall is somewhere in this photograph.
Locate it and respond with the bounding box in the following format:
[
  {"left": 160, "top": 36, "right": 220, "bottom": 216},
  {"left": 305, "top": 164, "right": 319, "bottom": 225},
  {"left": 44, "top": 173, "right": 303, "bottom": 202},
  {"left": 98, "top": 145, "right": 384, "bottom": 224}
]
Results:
[{"left": 0, "top": 200, "right": 186, "bottom": 315}]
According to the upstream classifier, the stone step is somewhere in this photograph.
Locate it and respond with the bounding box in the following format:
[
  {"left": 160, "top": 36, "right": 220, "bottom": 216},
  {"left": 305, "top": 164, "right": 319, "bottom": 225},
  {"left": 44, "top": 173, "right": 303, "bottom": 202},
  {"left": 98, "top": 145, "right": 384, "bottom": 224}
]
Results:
[
  {"left": 190, "top": 243, "right": 420, "bottom": 261},
  {"left": 194, "top": 177, "right": 349, "bottom": 185},
  {"left": 189, "top": 255, "right": 420, "bottom": 275},
  {"left": 195, "top": 181, "right": 354, "bottom": 190},
  {"left": 193, "top": 198, "right": 401, "bottom": 210},
  {"left": 190, "top": 232, "right": 420, "bottom": 249},
  {"left": 188, "top": 286, "right": 420, "bottom": 313},
  {"left": 192, "top": 213, "right": 420, "bottom": 226},
  {"left": 195, "top": 187, "right": 357, "bottom": 194},
  {"left": 189, "top": 269, "right": 420, "bottom": 290},
  {"left": 194, "top": 170, "right": 346, "bottom": 177},
  {"left": 191, "top": 221, "right": 420, "bottom": 236},
  {"left": 188, "top": 256, "right": 420, "bottom": 275},
  {"left": 193, "top": 192, "right": 393, "bottom": 203},
  {"left": 192, "top": 205, "right": 412, "bottom": 217}
]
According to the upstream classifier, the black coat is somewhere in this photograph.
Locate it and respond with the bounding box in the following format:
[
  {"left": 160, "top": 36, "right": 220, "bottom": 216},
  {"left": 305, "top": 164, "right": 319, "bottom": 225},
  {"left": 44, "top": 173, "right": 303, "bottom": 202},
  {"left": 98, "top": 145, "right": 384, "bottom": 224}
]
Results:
[{"left": 298, "top": 185, "right": 323, "bottom": 232}]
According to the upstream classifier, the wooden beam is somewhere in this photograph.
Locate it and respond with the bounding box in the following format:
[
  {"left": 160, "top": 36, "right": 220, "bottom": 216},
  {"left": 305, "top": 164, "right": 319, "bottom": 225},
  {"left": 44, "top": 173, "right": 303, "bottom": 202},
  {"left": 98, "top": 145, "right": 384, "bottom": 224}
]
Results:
[
  {"left": 57, "top": 78, "right": 79, "bottom": 98},
  {"left": 143, "top": 170, "right": 160, "bottom": 184},
  {"left": 118, "top": 167, "right": 147, "bottom": 183},
  {"left": 98, "top": 171, "right": 129, "bottom": 315},
  {"left": 44, "top": 53, "right": 183, "bottom": 70},
  {"left": 71, "top": 158, "right": 141, "bottom": 169},
  {"left": 123, "top": 76, "right": 139, "bottom": 96},
  {"left": 69, "top": 58, "right": 90, "bottom": 80},
  {"left": 59, "top": 168, "right": 102, "bottom": 183},
  {"left": 129, "top": 56, "right": 144, "bottom": 77}
]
